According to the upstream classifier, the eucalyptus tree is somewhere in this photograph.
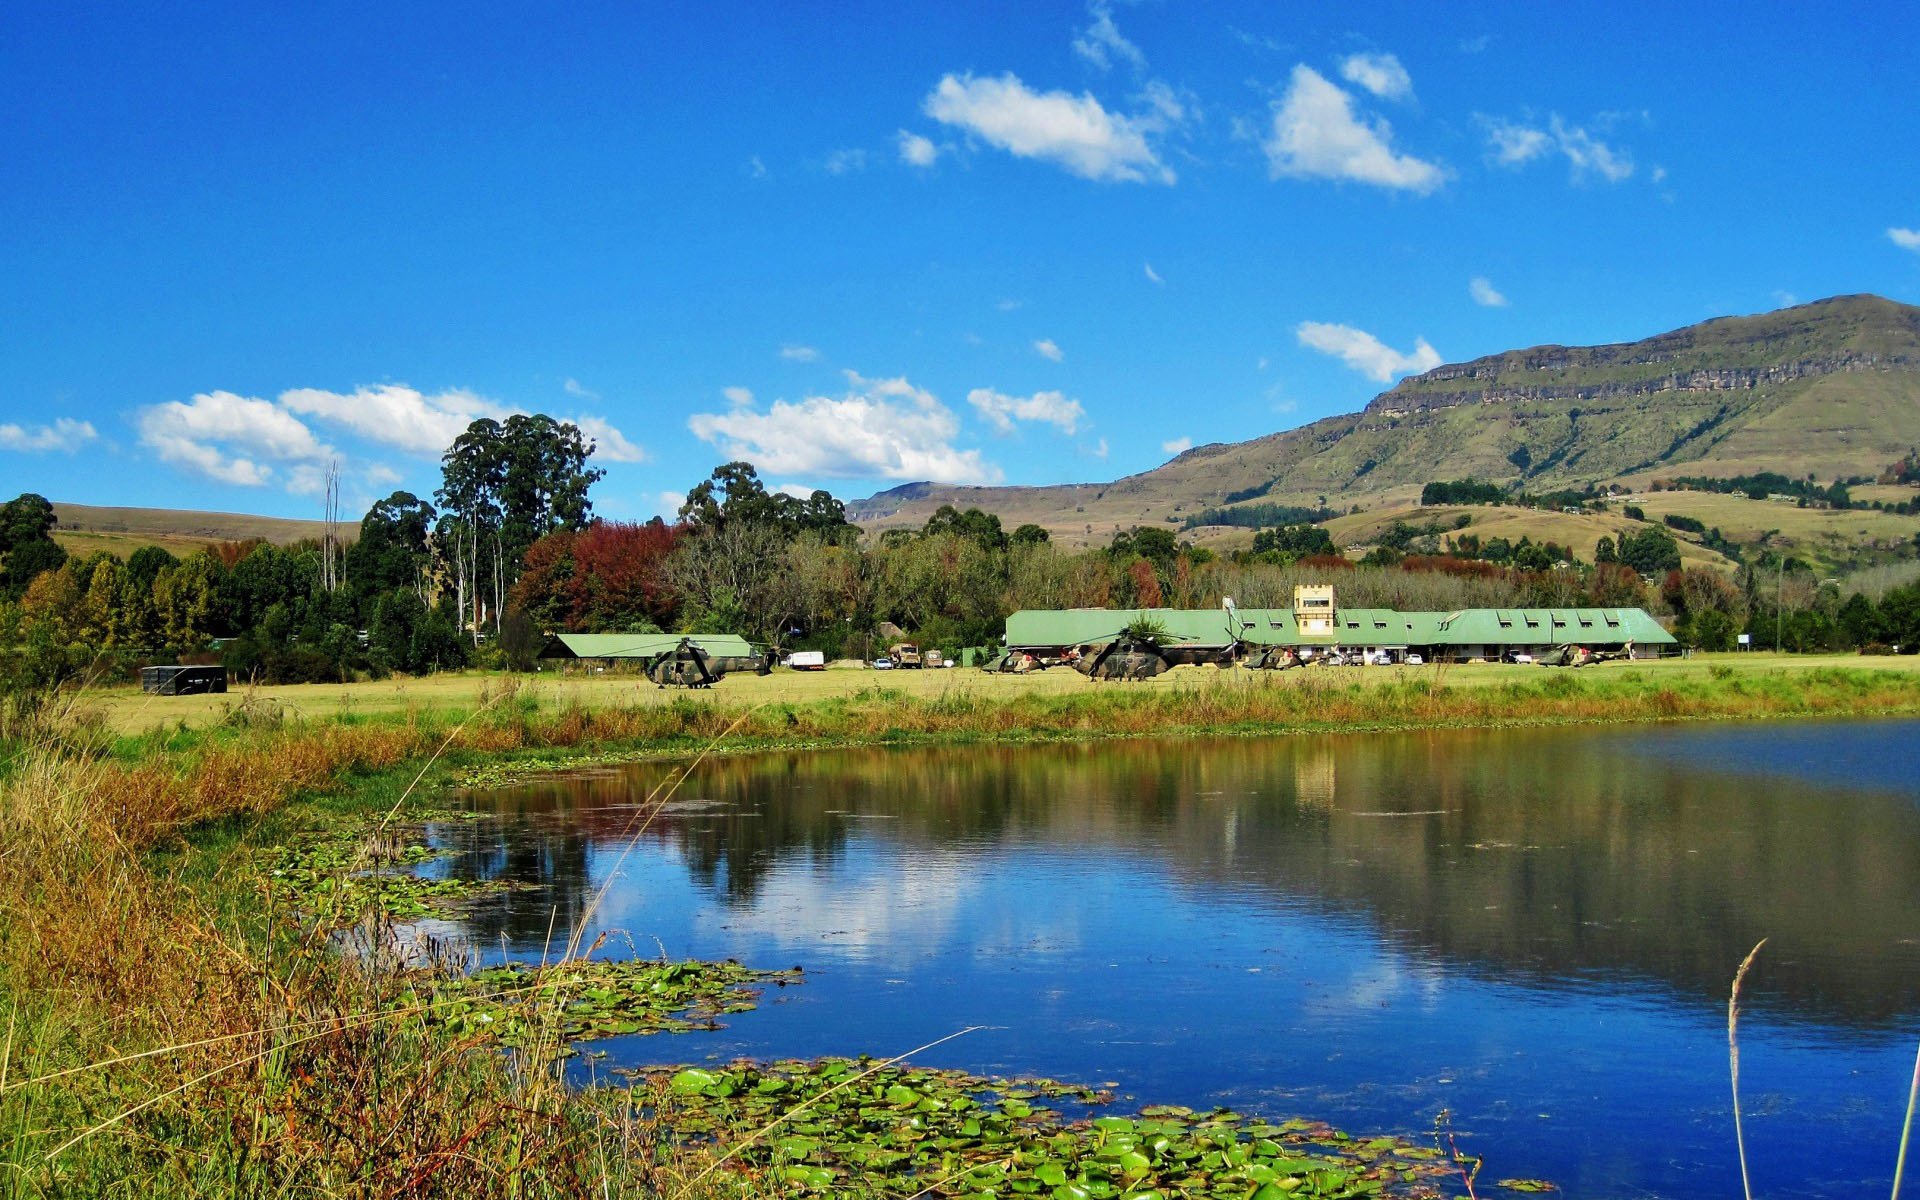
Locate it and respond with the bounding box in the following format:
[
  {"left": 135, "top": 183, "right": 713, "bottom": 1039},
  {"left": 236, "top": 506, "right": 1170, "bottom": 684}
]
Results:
[{"left": 436, "top": 415, "right": 603, "bottom": 639}]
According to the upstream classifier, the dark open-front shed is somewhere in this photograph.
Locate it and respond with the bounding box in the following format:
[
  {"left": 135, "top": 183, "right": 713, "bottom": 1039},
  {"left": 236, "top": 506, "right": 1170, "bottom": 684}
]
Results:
[{"left": 139, "top": 665, "right": 229, "bottom": 695}]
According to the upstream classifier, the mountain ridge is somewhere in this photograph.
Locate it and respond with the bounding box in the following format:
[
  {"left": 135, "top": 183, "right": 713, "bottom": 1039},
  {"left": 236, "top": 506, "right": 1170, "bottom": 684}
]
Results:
[{"left": 849, "top": 294, "right": 1920, "bottom": 545}]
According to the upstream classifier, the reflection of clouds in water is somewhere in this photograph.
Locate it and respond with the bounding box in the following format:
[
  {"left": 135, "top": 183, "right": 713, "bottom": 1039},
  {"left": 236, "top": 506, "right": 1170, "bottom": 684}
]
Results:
[{"left": 712, "top": 849, "right": 988, "bottom": 965}]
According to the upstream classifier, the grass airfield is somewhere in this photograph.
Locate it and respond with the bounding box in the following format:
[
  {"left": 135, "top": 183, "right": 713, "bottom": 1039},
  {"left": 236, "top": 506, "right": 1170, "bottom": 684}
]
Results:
[{"left": 84, "top": 651, "right": 1920, "bottom": 735}]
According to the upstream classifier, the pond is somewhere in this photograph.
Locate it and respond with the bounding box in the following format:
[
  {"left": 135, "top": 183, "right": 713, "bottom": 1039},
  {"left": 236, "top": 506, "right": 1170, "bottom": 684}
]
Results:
[{"left": 423, "top": 719, "right": 1920, "bottom": 1197}]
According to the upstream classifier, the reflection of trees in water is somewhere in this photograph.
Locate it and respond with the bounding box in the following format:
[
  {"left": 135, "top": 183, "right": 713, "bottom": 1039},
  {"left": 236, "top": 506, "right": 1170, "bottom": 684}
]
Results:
[
  {"left": 434, "top": 814, "right": 595, "bottom": 948},
  {"left": 462, "top": 729, "right": 1920, "bottom": 1031}
]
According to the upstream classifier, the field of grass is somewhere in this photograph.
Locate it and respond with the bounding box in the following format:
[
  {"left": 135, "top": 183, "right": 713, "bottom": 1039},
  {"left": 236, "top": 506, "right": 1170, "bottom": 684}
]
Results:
[{"left": 82, "top": 651, "right": 1920, "bottom": 735}]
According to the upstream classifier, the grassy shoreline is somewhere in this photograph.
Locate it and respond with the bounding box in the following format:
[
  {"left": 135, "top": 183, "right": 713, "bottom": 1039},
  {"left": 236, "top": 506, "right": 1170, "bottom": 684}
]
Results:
[{"left": 8, "top": 662, "right": 1920, "bottom": 1196}]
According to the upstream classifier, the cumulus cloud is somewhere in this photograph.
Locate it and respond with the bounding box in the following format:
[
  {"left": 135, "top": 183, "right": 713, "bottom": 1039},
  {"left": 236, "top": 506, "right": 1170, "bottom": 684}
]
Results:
[
  {"left": 657, "top": 491, "right": 687, "bottom": 519},
  {"left": 1339, "top": 52, "right": 1413, "bottom": 102},
  {"left": 279, "top": 384, "right": 513, "bottom": 455},
  {"left": 1033, "top": 338, "right": 1064, "bottom": 362},
  {"left": 1481, "top": 113, "right": 1633, "bottom": 182},
  {"left": 1296, "top": 321, "right": 1442, "bottom": 383},
  {"left": 571, "top": 415, "right": 647, "bottom": 463},
  {"left": 1144, "top": 262, "right": 1163, "bottom": 285},
  {"left": 686, "top": 370, "right": 997, "bottom": 484},
  {"left": 1264, "top": 65, "right": 1443, "bottom": 194},
  {"left": 1888, "top": 227, "right": 1920, "bottom": 252},
  {"left": 722, "top": 386, "right": 754, "bottom": 406},
  {"left": 1469, "top": 276, "right": 1509, "bottom": 307},
  {"left": 897, "top": 130, "right": 938, "bottom": 166},
  {"left": 1161, "top": 436, "right": 1192, "bottom": 455},
  {"left": 967, "top": 387, "right": 1085, "bottom": 435},
  {"left": 139, "top": 390, "right": 335, "bottom": 489},
  {"left": 924, "top": 72, "right": 1176, "bottom": 184},
  {"left": 1072, "top": 0, "right": 1145, "bottom": 72},
  {"left": 140, "top": 384, "right": 645, "bottom": 490},
  {"left": 780, "top": 344, "right": 821, "bottom": 362},
  {"left": 0, "top": 417, "right": 96, "bottom": 454}
]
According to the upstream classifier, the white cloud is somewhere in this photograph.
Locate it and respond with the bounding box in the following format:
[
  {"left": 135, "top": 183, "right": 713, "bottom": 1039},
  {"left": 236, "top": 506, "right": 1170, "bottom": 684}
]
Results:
[
  {"left": 1033, "top": 338, "right": 1064, "bottom": 362},
  {"left": 687, "top": 370, "right": 998, "bottom": 484},
  {"left": 924, "top": 72, "right": 1176, "bottom": 184},
  {"left": 967, "top": 387, "right": 1085, "bottom": 435},
  {"left": 1296, "top": 321, "right": 1442, "bottom": 383},
  {"left": 1482, "top": 117, "right": 1552, "bottom": 165},
  {"left": 1481, "top": 113, "right": 1633, "bottom": 182},
  {"left": 141, "top": 383, "right": 645, "bottom": 491},
  {"left": 563, "top": 377, "right": 598, "bottom": 400},
  {"left": 897, "top": 130, "right": 938, "bottom": 167},
  {"left": 0, "top": 417, "right": 96, "bottom": 454},
  {"left": 657, "top": 491, "right": 687, "bottom": 518},
  {"left": 1551, "top": 115, "right": 1633, "bottom": 182},
  {"left": 722, "top": 385, "right": 754, "bottom": 406},
  {"left": 780, "top": 344, "right": 821, "bottom": 362},
  {"left": 1161, "top": 435, "right": 1192, "bottom": 455},
  {"left": 997, "top": 298, "right": 1024, "bottom": 312},
  {"left": 571, "top": 415, "right": 647, "bottom": 464},
  {"left": 773, "top": 483, "right": 819, "bottom": 500},
  {"left": 825, "top": 148, "right": 867, "bottom": 175},
  {"left": 279, "top": 384, "right": 514, "bottom": 455},
  {"left": 1339, "top": 52, "right": 1413, "bottom": 102},
  {"left": 746, "top": 156, "right": 768, "bottom": 179},
  {"left": 1459, "top": 35, "right": 1491, "bottom": 54},
  {"left": 1072, "top": 0, "right": 1145, "bottom": 72},
  {"left": 1144, "top": 262, "right": 1164, "bottom": 285},
  {"left": 1264, "top": 65, "right": 1444, "bottom": 194},
  {"left": 1889, "top": 227, "right": 1920, "bottom": 252},
  {"left": 1081, "top": 437, "right": 1110, "bottom": 459},
  {"left": 138, "top": 390, "right": 334, "bottom": 489},
  {"left": 1469, "top": 276, "right": 1509, "bottom": 307}
]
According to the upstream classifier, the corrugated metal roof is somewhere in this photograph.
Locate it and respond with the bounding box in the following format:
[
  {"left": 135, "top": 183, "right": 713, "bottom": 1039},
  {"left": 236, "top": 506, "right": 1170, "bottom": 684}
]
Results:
[
  {"left": 1005, "top": 605, "right": 1674, "bottom": 649},
  {"left": 539, "top": 632, "right": 757, "bottom": 659}
]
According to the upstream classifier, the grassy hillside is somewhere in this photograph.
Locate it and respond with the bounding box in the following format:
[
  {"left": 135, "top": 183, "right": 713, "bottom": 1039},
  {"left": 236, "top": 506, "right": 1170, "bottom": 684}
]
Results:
[
  {"left": 1316, "top": 504, "right": 1738, "bottom": 571},
  {"left": 51, "top": 502, "right": 346, "bottom": 559},
  {"left": 851, "top": 295, "right": 1920, "bottom": 561}
]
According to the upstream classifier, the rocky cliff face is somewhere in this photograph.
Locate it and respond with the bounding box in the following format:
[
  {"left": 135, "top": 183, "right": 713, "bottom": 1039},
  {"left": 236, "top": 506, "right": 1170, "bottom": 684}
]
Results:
[{"left": 1368, "top": 352, "right": 1911, "bottom": 415}]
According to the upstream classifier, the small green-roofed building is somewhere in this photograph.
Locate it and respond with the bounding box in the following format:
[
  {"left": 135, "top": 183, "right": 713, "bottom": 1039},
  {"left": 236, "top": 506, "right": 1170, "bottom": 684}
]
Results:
[{"left": 538, "top": 632, "right": 757, "bottom": 661}]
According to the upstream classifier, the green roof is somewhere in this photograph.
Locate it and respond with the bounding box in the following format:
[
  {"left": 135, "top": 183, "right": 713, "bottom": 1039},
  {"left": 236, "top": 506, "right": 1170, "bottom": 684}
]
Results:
[
  {"left": 538, "top": 632, "right": 757, "bottom": 660},
  {"left": 1005, "top": 605, "right": 1674, "bottom": 650}
]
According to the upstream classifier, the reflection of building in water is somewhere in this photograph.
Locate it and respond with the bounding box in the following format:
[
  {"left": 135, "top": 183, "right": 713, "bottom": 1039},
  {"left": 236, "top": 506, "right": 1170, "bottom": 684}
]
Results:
[{"left": 1293, "top": 744, "right": 1337, "bottom": 811}]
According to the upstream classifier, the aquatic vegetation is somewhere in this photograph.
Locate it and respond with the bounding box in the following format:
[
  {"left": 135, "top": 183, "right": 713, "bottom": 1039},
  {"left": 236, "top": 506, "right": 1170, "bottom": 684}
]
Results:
[
  {"left": 259, "top": 821, "right": 510, "bottom": 921},
  {"left": 399, "top": 958, "right": 803, "bottom": 1049},
  {"left": 642, "top": 1057, "right": 1454, "bottom": 1198}
]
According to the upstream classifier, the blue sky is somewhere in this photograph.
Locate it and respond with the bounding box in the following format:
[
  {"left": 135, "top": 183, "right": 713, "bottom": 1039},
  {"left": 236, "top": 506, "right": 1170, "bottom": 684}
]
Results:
[{"left": 4, "top": 2, "right": 1917, "bottom": 521}]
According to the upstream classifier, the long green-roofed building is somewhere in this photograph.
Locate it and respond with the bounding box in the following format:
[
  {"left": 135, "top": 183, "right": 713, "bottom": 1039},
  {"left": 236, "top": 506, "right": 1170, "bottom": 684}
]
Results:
[
  {"left": 1004, "top": 587, "right": 1675, "bottom": 662},
  {"left": 538, "top": 632, "right": 757, "bottom": 661}
]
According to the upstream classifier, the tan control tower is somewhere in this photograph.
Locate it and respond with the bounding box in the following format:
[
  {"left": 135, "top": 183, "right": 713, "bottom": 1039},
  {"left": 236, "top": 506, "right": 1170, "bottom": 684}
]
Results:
[{"left": 1293, "top": 584, "right": 1336, "bottom": 637}]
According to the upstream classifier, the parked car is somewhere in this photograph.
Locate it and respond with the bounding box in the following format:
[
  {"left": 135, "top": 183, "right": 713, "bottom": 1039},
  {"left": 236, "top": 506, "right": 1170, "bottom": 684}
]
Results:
[
  {"left": 784, "top": 650, "right": 826, "bottom": 670},
  {"left": 872, "top": 657, "right": 894, "bottom": 670}
]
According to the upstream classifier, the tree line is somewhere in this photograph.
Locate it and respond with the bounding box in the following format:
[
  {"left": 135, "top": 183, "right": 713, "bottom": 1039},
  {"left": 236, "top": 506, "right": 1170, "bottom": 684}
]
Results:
[{"left": 8, "top": 436, "right": 1920, "bottom": 695}]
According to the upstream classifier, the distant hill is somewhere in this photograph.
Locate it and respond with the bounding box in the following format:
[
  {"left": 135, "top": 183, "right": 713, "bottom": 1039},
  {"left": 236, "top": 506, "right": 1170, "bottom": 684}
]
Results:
[
  {"left": 50, "top": 503, "right": 347, "bottom": 560},
  {"left": 850, "top": 295, "right": 1920, "bottom": 549}
]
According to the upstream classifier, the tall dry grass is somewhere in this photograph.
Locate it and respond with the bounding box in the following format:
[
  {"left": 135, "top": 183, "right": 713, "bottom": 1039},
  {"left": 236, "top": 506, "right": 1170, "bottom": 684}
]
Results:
[{"left": 0, "top": 723, "right": 750, "bottom": 1197}]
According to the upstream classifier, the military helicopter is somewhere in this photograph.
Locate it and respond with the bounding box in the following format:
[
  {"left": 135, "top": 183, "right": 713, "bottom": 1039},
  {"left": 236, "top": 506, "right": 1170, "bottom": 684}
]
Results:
[
  {"left": 1071, "top": 618, "right": 1235, "bottom": 681},
  {"left": 644, "top": 638, "right": 772, "bottom": 688},
  {"left": 1240, "top": 645, "right": 1303, "bottom": 671}
]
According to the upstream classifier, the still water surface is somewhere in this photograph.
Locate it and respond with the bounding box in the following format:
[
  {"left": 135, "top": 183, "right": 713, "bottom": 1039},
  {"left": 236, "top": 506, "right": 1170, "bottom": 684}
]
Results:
[{"left": 426, "top": 719, "right": 1920, "bottom": 1197}]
